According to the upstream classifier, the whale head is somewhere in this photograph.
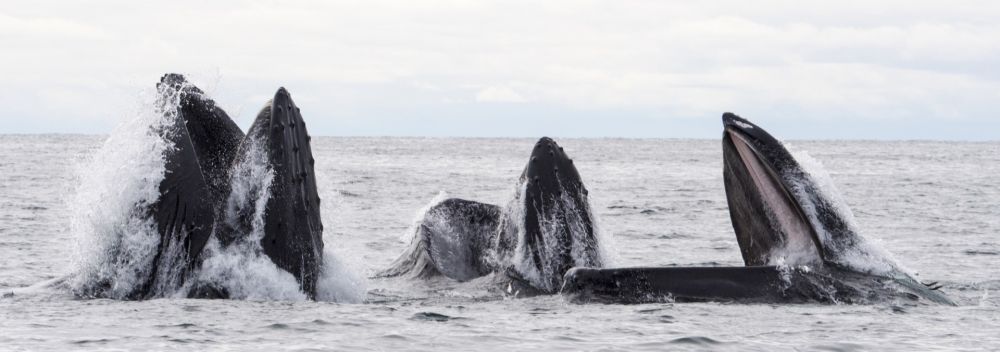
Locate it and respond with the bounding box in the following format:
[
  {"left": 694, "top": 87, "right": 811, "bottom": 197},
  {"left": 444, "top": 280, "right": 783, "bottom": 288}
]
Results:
[
  {"left": 721, "top": 113, "right": 826, "bottom": 266},
  {"left": 500, "top": 137, "right": 602, "bottom": 293},
  {"left": 215, "top": 87, "right": 324, "bottom": 298}
]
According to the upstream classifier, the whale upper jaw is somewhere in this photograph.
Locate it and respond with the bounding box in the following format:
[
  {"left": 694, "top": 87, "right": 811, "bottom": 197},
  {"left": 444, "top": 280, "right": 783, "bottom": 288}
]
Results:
[
  {"left": 722, "top": 112, "right": 824, "bottom": 267},
  {"left": 522, "top": 137, "right": 585, "bottom": 193}
]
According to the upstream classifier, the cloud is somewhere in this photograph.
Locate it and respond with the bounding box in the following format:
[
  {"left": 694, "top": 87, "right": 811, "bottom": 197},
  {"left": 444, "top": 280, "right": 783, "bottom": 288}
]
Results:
[
  {"left": 475, "top": 86, "right": 528, "bottom": 103},
  {"left": 0, "top": 1, "right": 998, "bottom": 138},
  {"left": 0, "top": 12, "right": 109, "bottom": 39}
]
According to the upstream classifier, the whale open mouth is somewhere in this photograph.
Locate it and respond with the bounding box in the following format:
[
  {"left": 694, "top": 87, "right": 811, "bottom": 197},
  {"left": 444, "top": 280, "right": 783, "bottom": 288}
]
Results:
[{"left": 721, "top": 113, "right": 822, "bottom": 266}]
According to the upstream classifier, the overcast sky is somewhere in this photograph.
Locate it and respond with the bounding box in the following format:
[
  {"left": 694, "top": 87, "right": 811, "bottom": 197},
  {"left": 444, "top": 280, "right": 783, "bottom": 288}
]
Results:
[{"left": 2, "top": 1, "right": 998, "bottom": 139}]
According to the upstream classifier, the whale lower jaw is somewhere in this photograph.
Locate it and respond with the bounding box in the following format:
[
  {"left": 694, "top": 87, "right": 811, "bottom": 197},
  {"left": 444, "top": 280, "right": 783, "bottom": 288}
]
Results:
[{"left": 560, "top": 266, "right": 956, "bottom": 305}]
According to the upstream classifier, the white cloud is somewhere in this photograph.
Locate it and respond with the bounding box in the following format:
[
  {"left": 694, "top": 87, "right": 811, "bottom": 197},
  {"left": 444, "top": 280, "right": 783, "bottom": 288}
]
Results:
[
  {"left": 475, "top": 86, "right": 527, "bottom": 103},
  {"left": 0, "top": 1, "right": 999, "bottom": 137}
]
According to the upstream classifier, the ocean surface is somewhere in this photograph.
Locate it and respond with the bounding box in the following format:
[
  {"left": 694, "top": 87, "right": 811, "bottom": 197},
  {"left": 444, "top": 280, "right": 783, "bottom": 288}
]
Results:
[{"left": 1, "top": 134, "right": 998, "bottom": 351}]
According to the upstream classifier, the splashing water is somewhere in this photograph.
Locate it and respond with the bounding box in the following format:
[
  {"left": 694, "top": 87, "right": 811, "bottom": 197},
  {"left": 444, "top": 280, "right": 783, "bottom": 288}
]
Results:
[
  {"left": 506, "top": 179, "right": 607, "bottom": 292},
  {"left": 186, "top": 140, "right": 307, "bottom": 300},
  {"left": 189, "top": 135, "right": 366, "bottom": 302},
  {"left": 785, "top": 144, "right": 907, "bottom": 277},
  {"left": 316, "top": 250, "right": 367, "bottom": 303},
  {"left": 586, "top": 196, "right": 620, "bottom": 268},
  {"left": 62, "top": 80, "right": 363, "bottom": 302},
  {"left": 375, "top": 192, "right": 451, "bottom": 280},
  {"left": 398, "top": 191, "right": 450, "bottom": 243},
  {"left": 66, "top": 83, "right": 180, "bottom": 299}
]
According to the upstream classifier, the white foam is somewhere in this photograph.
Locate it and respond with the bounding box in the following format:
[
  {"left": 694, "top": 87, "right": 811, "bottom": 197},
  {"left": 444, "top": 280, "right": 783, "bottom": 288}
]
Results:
[
  {"left": 65, "top": 82, "right": 180, "bottom": 299},
  {"left": 398, "top": 191, "right": 450, "bottom": 243},
  {"left": 191, "top": 238, "right": 307, "bottom": 301},
  {"left": 316, "top": 250, "right": 367, "bottom": 303},
  {"left": 787, "top": 146, "right": 908, "bottom": 277},
  {"left": 507, "top": 179, "right": 607, "bottom": 292},
  {"left": 65, "top": 85, "right": 364, "bottom": 302},
  {"left": 189, "top": 139, "right": 309, "bottom": 301},
  {"left": 584, "top": 194, "right": 620, "bottom": 267},
  {"left": 193, "top": 138, "right": 366, "bottom": 302}
]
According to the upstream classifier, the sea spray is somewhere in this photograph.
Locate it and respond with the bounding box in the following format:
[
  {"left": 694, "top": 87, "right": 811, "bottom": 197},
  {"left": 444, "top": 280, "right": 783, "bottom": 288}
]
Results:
[
  {"left": 65, "top": 78, "right": 363, "bottom": 302},
  {"left": 66, "top": 82, "right": 181, "bottom": 299},
  {"left": 786, "top": 146, "right": 907, "bottom": 277},
  {"left": 506, "top": 179, "right": 606, "bottom": 292},
  {"left": 316, "top": 249, "right": 368, "bottom": 303},
  {"left": 185, "top": 140, "right": 307, "bottom": 300},
  {"left": 398, "top": 191, "right": 450, "bottom": 243}
]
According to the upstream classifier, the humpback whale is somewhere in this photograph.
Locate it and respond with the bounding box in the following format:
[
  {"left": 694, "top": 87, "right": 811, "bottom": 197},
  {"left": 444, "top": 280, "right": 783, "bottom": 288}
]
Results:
[
  {"left": 212, "top": 86, "right": 324, "bottom": 298},
  {"left": 77, "top": 74, "right": 323, "bottom": 299},
  {"left": 141, "top": 74, "right": 246, "bottom": 297},
  {"left": 561, "top": 113, "right": 954, "bottom": 305},
  {"left": 379, "top": 137, "right": 605, "bottom": 294}
]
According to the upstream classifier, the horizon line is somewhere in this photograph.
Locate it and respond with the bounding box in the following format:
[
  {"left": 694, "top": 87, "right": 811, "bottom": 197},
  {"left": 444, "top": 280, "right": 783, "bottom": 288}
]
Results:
[{"left": 2, "top": 132, "right": 997, "bottom": 143}]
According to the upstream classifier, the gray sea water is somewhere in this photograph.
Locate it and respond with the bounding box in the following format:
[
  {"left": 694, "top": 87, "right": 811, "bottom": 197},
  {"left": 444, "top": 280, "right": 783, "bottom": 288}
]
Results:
[{"left": 1, "top": 134, "right": 998, "bottom": 351}]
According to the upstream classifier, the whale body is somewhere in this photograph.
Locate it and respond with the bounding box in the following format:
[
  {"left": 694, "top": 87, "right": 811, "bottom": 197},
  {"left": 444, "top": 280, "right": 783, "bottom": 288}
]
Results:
[{"left": 561, "top": 113, "right": 954, "bottom": 305}]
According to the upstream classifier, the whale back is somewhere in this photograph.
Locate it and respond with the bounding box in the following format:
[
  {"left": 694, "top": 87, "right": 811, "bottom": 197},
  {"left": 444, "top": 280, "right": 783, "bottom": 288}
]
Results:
[{"left": 377, "top": 198, "right": 501, "bottom": 281}]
